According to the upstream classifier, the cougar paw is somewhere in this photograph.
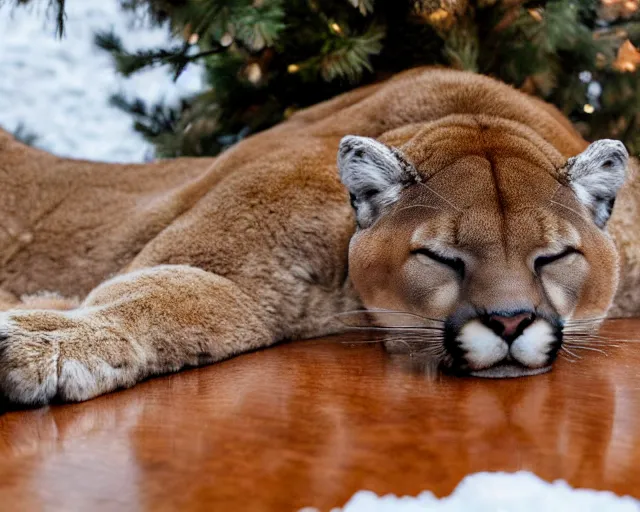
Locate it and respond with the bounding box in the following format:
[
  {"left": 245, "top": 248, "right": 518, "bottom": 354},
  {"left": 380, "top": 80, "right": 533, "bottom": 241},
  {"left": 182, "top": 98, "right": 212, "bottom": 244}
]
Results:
[{"left": 0, "top": 313, "right": 60, "bottom": 406}]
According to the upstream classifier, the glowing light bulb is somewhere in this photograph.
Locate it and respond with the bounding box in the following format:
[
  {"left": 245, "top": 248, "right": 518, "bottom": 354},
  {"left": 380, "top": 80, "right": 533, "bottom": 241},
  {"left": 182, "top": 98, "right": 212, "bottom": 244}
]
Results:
[
  {"left": 246, "top": 63, "right": 262, "bottom": 83},
  {"left": 429, "top": 8, "right": 449, "bottom": 22},
  {"left": 528, "top": 9, "right": 543, "bottom": 21}
]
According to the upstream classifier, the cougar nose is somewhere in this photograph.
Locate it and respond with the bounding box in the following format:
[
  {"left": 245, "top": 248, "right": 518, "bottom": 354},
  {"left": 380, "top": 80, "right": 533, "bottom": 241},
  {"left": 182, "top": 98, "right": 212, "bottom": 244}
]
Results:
[{"left": 485, "top": 312, "right": 535, "bottom": 342}]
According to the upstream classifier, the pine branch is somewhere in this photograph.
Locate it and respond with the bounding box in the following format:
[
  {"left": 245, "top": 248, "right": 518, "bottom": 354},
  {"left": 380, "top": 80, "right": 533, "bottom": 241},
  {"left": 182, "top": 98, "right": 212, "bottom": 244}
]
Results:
[
  {"left": 95, "top": 30, "right": 223, "bottom": 79},
  {"left": 297, "top": 23, "right": 385, "bottom": 82},
  {"left": 117, "top": 0, "right": 188, "bottom": 25},
  {"left": 54, "top": 0, "right": 65, "bottom": 37},
  {"left": 443, "top": 18, "right": 479, "bottom": 71},
  {"left": 12, "top": 123, "right": 39, "bottom": 146},
  {"left": 110, "top": 93, "right": 180, "bottom": 139},
  {"left": 5, "top": 0, "right": 66, "bottom": 36},
  {"left": 347, "top": 0, "right": 375, "bottom": 16},
  {"left": 9, "top": 0, "right": 640, "bottom": 157},
  {"left": 232, "top": 2, "right": 286, "bottom": 50}
]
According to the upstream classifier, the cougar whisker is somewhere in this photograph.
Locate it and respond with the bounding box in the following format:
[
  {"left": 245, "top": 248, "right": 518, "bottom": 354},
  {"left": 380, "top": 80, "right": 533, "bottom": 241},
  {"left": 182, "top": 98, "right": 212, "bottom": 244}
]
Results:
[
  {"left": 562, "top": 344, "right": 609, "bottom": 356},
  {"left": 334, "top": 308, "right": 446, "bottom": 325},
  {"left": 393, "top": 204, "right": 441, "bottom": 215},
  {"left": 417, "top": 182, "right": 462, "bottom": 212},
  {"left": 560, "top": 346, "right": 582, "bottom": 360},
  {"left": 548, "top": 200, "right": 593, "bottom": 224}
]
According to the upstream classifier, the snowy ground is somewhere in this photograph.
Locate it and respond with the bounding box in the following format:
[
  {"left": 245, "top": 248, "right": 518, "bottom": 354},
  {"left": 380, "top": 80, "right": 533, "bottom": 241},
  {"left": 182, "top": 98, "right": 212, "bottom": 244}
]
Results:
[
  {"left": 0, "top": 0, "right": 202, "bottom": 162},
  {"left": 303, "top": 472, "right": 640, "bottom": 512}
]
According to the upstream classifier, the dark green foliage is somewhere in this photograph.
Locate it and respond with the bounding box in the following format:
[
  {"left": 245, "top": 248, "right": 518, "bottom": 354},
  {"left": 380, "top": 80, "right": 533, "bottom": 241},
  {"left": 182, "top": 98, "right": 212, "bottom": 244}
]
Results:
[
  {"left": 95, "top": 0, "right": 398, "bottom": 157},
  {"left": 12, "top": 123, "right": 39, "bottom": 146},
  {"left": 1, "top": 0, "right": 66, "bottom": 37},
  {"left": 7, "top": 0, "right": 640, "bottom": 157},
  {"left": 95, "top": 31, "right": 225, "bottom": 79}
]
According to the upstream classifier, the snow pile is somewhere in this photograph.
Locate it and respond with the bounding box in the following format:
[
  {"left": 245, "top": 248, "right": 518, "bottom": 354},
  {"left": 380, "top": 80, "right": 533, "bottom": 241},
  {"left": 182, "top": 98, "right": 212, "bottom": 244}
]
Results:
[
  {"left": 0, "top": 1, "right": 202, "bottom": 162},
  {"left": 303, "top": 471, "right": 639, "bottom": 512}
]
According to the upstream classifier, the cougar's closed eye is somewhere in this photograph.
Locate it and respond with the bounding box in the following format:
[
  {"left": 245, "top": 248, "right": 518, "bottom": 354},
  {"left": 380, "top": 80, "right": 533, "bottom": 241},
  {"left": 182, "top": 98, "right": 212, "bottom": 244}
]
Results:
[
  {"left": 534, "top": 247, "right": 581, "bottom": 273},
  {"left": 412, "top": 248, "right": 465, "bottom": 278}
]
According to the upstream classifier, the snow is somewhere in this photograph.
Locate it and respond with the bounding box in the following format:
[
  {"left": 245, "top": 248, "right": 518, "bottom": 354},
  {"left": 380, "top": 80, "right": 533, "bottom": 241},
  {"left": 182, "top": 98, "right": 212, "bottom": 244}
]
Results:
[
  {"left": 302, "top": 472, "right": 640, "bottom": 512},
  {"left": 0, "top": 0, "right": 203, "bottom": 162}
]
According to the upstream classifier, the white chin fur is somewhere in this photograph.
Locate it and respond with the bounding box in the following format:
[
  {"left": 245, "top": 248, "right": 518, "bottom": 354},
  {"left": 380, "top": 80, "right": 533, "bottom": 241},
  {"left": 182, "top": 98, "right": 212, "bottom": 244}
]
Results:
[{"left": 471, "top": 364, "right": 552, "bottom": 379}]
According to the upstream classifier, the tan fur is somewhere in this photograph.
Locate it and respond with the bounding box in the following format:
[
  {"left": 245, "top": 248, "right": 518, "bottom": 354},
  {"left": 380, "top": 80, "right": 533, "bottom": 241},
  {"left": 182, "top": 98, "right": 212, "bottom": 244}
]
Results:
[{"left": 0, "top": 68, "right": 638, "bottom": 404}]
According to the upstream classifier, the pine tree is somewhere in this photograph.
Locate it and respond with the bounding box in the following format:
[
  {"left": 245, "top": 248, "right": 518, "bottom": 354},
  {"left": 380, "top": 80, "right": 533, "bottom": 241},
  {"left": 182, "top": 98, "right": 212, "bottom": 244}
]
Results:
[
  {"left": 4, "top": 0, "right": 67, "bottom": 37},
  {"left": 9, "top": 0, "right": 640, "bottom": 158}
]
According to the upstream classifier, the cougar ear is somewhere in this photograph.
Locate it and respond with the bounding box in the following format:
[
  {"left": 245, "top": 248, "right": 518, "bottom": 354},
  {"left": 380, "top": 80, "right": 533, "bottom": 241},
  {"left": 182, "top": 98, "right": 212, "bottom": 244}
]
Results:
[
  {"left": 338, "top": 135, "right": 419, "bottom": 228},
  {"left": 564, "top": 139, "right": 629, "bottom": 228}
]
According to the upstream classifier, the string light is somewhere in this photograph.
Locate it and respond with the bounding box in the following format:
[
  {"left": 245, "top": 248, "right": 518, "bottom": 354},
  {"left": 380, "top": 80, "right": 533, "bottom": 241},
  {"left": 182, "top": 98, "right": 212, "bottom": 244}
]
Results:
[
  {"left": 287, "top": 64, "right": 300, "bottom": 73},
  {"left": 583, "top": 104, "right": 595, "bottom": 114},
  {"left": 428, "top": 8, "right": 449, "bottom": 22},
  {"left": 330, "top": 22, "right": 342, "bottom": 34},
  {"left": 246, "top": 63, "right": 262, "bottom": 83},
  {"left": 528, "top": 8, "right": 543, "bottom": 22},
  {"left": 579, "top": 71, "right": 592, "bottom": 83}
]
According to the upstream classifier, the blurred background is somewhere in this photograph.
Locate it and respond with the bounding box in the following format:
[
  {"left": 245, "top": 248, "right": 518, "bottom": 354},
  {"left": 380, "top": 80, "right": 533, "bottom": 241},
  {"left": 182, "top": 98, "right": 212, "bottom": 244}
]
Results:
[
  {"left": 0, "top": 0, "right": 202, "bottom": 162},
  {"left": 1, "top": 0, "right": 640, "bottom": 162}
]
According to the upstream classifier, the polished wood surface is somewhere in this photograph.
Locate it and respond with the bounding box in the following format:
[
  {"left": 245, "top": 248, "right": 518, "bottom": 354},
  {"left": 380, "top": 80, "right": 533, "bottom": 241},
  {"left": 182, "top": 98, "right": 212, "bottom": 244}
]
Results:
[{"left": 1, "top": 319, "right": 640, "bottom": 511}]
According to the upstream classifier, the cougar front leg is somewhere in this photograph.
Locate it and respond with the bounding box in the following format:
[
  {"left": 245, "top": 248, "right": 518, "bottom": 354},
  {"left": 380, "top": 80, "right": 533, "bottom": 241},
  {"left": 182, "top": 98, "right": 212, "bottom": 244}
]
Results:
[{"left": 0, "top": 265, "right": 273, "bottom": 405}]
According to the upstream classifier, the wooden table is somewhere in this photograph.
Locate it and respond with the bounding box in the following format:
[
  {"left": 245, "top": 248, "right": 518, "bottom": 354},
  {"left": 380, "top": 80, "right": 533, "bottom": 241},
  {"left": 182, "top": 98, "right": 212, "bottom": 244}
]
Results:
[{"left": 1, "top": 319, "right": 639, "bottom": 511}]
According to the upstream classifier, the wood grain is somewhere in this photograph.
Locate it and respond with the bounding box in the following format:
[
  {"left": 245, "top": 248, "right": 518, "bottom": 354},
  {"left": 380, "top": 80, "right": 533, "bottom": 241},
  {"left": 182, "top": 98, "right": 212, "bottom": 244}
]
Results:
[{"left": 1, "top": 319, "right": 640, "bottom": 511}]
